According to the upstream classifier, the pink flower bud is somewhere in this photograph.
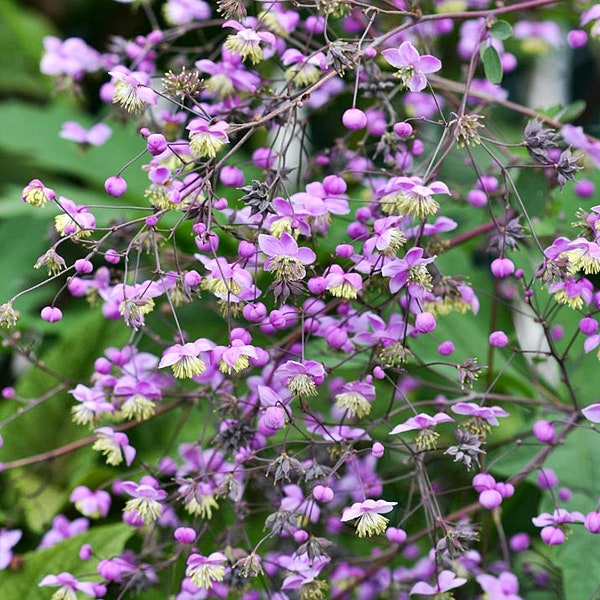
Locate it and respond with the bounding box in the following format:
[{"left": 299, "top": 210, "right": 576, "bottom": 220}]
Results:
[
  {"left": 243, "top": 302, "right": 267, "bottom": 323},
  {"left": 294, "top": 530, "right": 309, "bottom": 543},
  {"left": 509, "top": 532, "right": 530, "bottom": 552},
  {"left": 574, "top": 178, "right": 595, "bottom": 198},
  {"left": 584, "top": 511, "right": 600, "bottom": 533},
  {"left": 238, "top": 240, "right": 256, "bottom": 259},
  {"left": 79, "top": 543, "right": 93, "bottom": 560},
  {"left": 532, "top": 420, "right": 555, "bottom": 444},
  {"left": 567, "top": 29, "right": 588, "bottom": 49},
  {"left": 262, "top": 406, "right": 286, "bottom": 433},
  {"left": 437, "top": 340, "right": 455, "bottom": 356},
  {"left": 184, "top": 270, "right": 201, "bottom": 287},
  {"left": 479, "top": 489, "right": 503, "bottom": 510},
  {"left": 174, "top": 527, "right": 196, "bottom": 543},
  {"left": 540, "top": 525, "right": 565, "bottom": 545},
  {"left": 495, "top": 482, "right": 514, "bottom": 498},
  {"left": 146, "top": 133, "right": 167, "bottom": 155},
  {"left": 473, "top": 473, "right": 496, "bottom": 492},
  {"left": 104, "top": 249, "right": 120, "bottom": 264},
  {"left": 393, "top": 121, "right": 413, "bottom": 137},
  {"left": 252, "top": 147, "right": 275, "bottom": 169},
  {"left": 373, "top": 365, "right": 385, "bottom": 379},
  {"left": 579, "top": 317, "right": 599, "bottom": 335},
  {"left": 41, "top": 306, "right": 63, "bottom": 323},
  {"left": 537, "top": 468, "right": 558, "bottom": 489},
  {"left": 467, "top": 189, "right": 488, "bottom": 207},
  {"left": 489, "top": 330, "right": 508, "bottom": 347},
  {"left": 491, "top": 257, "right": 515, "bottom": 278},
  {"left": 342, "top": 108, "right": 367, "bottom": 130},
  {"left": 313, "top": 484, "right": 334, "bottom": 503},
  {"left": 335, "top": 244, "right": 354, "bottom": 258},
  {"left": 307, "top": 276, "right": 327, "bottom": 294},
  {"left": 371, "top": 442, "right": 385, "bottom": 458},
  {"left": 104, "top": 176, "right": 127, "bottom": 197},
  {"left": 220, "top": 165, "right": 245, "bottom": 187},
  {"left": 558, "top": 487, "right": 572, "bottom": 501},
  {"left": 415, "top": 312, "right": 436, "bottom": 333},
  {"left": 74, "top": 259, "right": 93, "bottom": 274},
  {"left": 323, "top": 175, "right": 347, "bottom": 195},
  {"left": 386, "top": 527, "right": 407, "bottom": 544}
]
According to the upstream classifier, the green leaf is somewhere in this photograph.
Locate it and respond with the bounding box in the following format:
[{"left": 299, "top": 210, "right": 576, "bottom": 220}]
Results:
[
  {"left": 555, "top": 100, "right": 586, "bottom": 124},
  {"left": 480, "top": 44, "right": 503, "bottom": 85},
  {"left": 490, "top": 20, "right": 513, "bottom": 40},
  {"left": 0, "top": 522, "right": 133, "bottom": 599}
]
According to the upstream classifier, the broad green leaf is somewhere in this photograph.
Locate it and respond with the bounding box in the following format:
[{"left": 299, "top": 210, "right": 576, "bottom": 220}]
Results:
[
  {"left": 0, "top": 522, "right": 133, "bottom": 599},
  {"left": 480, "top": 44, "right": 503, "bottom": 85},
  {"left": 490, "top": 20, "right": 513, "bottom": 40}
]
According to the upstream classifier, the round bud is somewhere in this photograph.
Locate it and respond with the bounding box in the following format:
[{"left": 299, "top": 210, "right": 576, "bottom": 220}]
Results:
[
  {"left": 104, "top": 176, "right": 127, "bottom": 197},
  {"left": 342, "top": 108, "right": 367, "bottom": 130},
  {"left": 479, "top": 489, "right": 503, "bottom": 510},
  {"left": 313, "top": 484, "right": 334, "bottom": 503},
  {"left": 41, "top": 306, "right": 63, "bottom": 323},
  {"left": 532, "top": 420, "right": 555, "bottom": 444}
]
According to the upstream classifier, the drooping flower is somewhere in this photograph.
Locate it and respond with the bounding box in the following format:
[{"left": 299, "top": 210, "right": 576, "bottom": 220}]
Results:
[
  {"left": 222, "top": 20, "right": 276, "bottom": 64},
  {"left": 381, "top": 247, "right": 436, "bottom": 296},
  {"left": 39, "top": 572, "right": 104, "bottom": 599},
  {"left": 60, "top": 121, "right": 112, "bottom": 146},
  {"left": 451, "top": 402, "right": 509, "bottom": 430},
  {"left": 121, "top": 479, "right": 167, "bottom": 525},
  {"left": 158, "top": 338, "right": 214, "bottom": 379},
  {"left": 187, "top": 117, "right": 229, "bottom": 159},
  {"left": 378, "top": 175, "right": 450, "bottom": 218},
  {"left": 186, "top": 552, "right": 228, "bottom": 589},
  {"left": 335, "top": 379, "right": 376, "bottom": 418},
  {"left": 0, "top": 529, "right": 22, "bottom": 570},
  {"left": 70, "top": 486, "right": 111, "bottom": 519},
  {"left": 382, "top": 41, "right": 442, "bottom": 92},
  {"left": 109, "top": 66, "right": 158, "bottom": 113},
  {"left": 410, "top": 570, "right": 467, "bottom": 596},
  {"left": 92, "top": 427, "right": 136, "bottom": 466},
  {"left": 258, "top": 232, "right": 316, "bottom": 281},
  {"left": 278, "top": 359, "right": 326, "bottom": 398},
  {"left": 340, "top": 498, "right": 397, "bottom": 538},
  {"left": 390, "top": 412, "right": 454, "bottom": 450},
  {"left": 22, "top": 179, "right": 56, "bottom": 207}
]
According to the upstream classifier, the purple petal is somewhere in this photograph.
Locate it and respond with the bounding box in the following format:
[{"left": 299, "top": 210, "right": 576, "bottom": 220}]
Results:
[
  {"left": 582, "top": 403, "right": 600, "bottom": 423},
  {"left": 417, "top": 54, "right": 442, "bottom": 74},
  {"left": 381, "top": 48, "right": 403, "bottom": 69}
]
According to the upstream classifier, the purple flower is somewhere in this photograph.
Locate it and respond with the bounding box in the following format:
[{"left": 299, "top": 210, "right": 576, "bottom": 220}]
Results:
[
  {"left": 92, "top": 427, "right": 136, "bottom": 466},
  {"left": 22, "top": 179, "right": 56, "bottom": 207},
  {"left": 108, "top": 66, "right": 158, "bottom": 113},
  {"left": 222, "top": 20, "right": 276, "bottom": 64},
  {"left": 187, "top": 118, "right": 229, "bottom": 158},
  {"left": 186, "top": 552, "right": 228, "bottom": 589},
  {"left": 163, "top": 0, "right": 211, "bottom": 26},
  {"left": 70, "top": 486, "right": 111, "bottom": 519},
  {"left": 40, "top": 36, "right": 103, "bottom": 79},
  {"left": 382, "top": 41, "right": 442, "bottom": 92},
  {"left": 341, "top": 498, "right": 397, "bottom": 537},
  {"left": 381, "top": 247, "right": 436, "bottom": 295},
  {"left": 39, "top": 515, "right": 89, "bottom": 549},
  {"left": 60, "top": 121, "right": 112, "bottom": 146},
  {"left": 278, "top": 359, "right": 326, "bottom": 397},
  {"left": 0, "top": 529, "right": 22, "bottom": 570},
  {"left": 450, "top": 402, "right": 509, "bottom": 426},
  {"left": 476, "top": 571, "right": 523, "bottom": 600},
  {"left": 39, "top": 572, "right": 104, "bottom": 598},
  {"left": 258, "top": 232, "right": 316, "bottom": 281},
  {"left": 390, "top": 412, "right": 454, "bottom": 435},
  {"left": 121, "top": 479, "right": 167, "bottom": 525},
  {"left": 158, "top": 338, "right": 214, "bottom": 379},
  {"left": 410, "top": 570, "right": 467, "bottom": 596}
]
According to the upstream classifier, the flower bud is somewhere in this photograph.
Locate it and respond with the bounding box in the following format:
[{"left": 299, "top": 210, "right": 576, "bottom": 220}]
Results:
[
  {"left": 386, "top": 527, "right": 407, "bottom": 544},
  {"left": 532, "top": 420, "right": 555, "bottom": 444},
  {"left": 371, "top": 442, "right": 385, "bottom": 458},
  {"left": 104, "top": 176, "right": 127, "bottom": 197},
  {"left": 479, "top": 489, "right": 503, "bottom": 510},
  {"left": 491, "top": 257, "right": 515, "bottom": 278},
  {"left": 342, "top": 108, "right": 367, "bottom": 130},
  {"left": 41, "top": 306, "right": 63, "bottom": 323},
  {"left": 489, "top": 330, "right": 508, "bottom": 347},
  {"left": 313, "top": 484, "right": 334, "bottom": 503}
]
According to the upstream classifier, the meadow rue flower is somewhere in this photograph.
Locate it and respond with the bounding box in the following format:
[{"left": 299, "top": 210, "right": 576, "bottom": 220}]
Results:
[
  {"left": 186, "top": 552, "right": 227, "bottom": 589},
  {"left": 382, "top": 41, "right": 441, "bottom": 92},
  {"left": 40, "top": 36, "right": 103, "bottom": 79},
  {"left": 258, "top": 232, "right": 316, "bottom": 281},
  {"left": 105, "top": 175, "right": 127, "bottom": 197},
  {"left": 60, "top": 121, "right": 112, "bottom": 146},
  {"left": 121, "top": 479, "right": 167, "bottom": 525},
  {"left": 158, "top": 338, "right": 214, "bottom": 378},
  {"left": 39, "top": 515, "right": 89, "bottom": 549},
  {"left": 70, "top": 486, "right": 111, "bottom": 519},
  {"left": 0, "top": 529, "right": 22, "bottom": 570},
  {"left": 109, "top": 66, "right": 158, "bottom": 113},
  {"left": 532, "top": 508, "right": 585, "bottom": 545},
  {"left": 278, "top": 359, "right": 326, "bottom": 398},
  {"left": 40, "top": 306, "right": 63, "bottom": 323},
  {"left": 342, "top": 108, "right": 367, "bottom": 130},
  {"left": 390, "top": 412, "right": 454, "bottom": 450},
  {"left": 39, "top": 572, "right": 104, "bottom": 599},
  {"left": 532, "top": 420, "right": 556, "bottom": 443},
  {"left": 22, "top": 179, "right": 56, "bottom": 207},
  {"left": 187, "top": 117, "right": 229, "bottom": 159},
  {"left": 378, "top": 175, "right": 450, "bottom": 218},
  {"left": 92, "top": 427, "right": 136, "bottom": 466},
  {"left": 162, "top": 0, "right": 211, "bottom": 25},
  {"left": 340, "top": 498, "right": 397, "bottom": 538},
  {"left": 450, "top": 402, "right": 509, "bottom": 427},
  {"left": 410, "top": 569, "right": 467, "bottom": 596},
  {"left": 335, "top": 379, "right": 376, "bottom": 418},
  {"left": 222, "top": 20, "right": 276, "bottom": 64},
  {"left": 476, "top": 571, "right": 523, "bottom": 600}
]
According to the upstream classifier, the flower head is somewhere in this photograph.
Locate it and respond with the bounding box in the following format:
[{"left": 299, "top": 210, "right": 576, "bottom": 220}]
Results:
[
  {"left": 341, "top": 498, "right": 397, "bottom": 538},
  {"left": 222, "top": 20, "right": 276, "bottom": 64},
  {"left": 186, "top": 552, "right": 228, "bottom": 589},
  {"left": 158, "top": 338, "right": 214, "bottom": 378},
  {"left": 92, "top": 427, "right": 136, "bottom": 466},
  {"left": 187, "top": 118, "right": 229, "bottom": 159},
  {"left": 410, "top": 570, "right": 467, "bottom": 596},
  {"left": 382, "top": 41, "right": 442, "bottom": 92},
  {"left": 22, "top": 179, "right": 56, "bottom": 207},
  {"left": 0, "top": 529, "right": 22, "bottom": 570},
  {"left": 109, "top": 66, "right": 158, "bottom": 113}
]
